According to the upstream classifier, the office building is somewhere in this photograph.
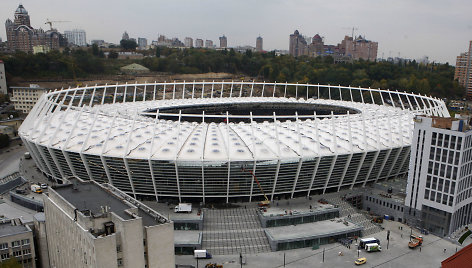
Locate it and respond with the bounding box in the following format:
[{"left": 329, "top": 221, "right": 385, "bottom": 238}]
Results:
[
  {"left": 219, "top": 35, "right": 227, "bottom": 48},
  {"left": 289, "top": 30, "right": 308, "bottom": 57},
  {"left": 256, "top": 36, "right": 263, "bottom": 52},
  {"left": 138, "top": 37, "right": 147, "bottom": 49},
  {"left": 0, "top": 219, "right": 36, "bottom": 268},
  {"left": 205, "top": 39, "right": 213, "bottom": 48},
  {"left": 405, "top": 115, "right": 472, "bottom": 236},
  {"left": 454, "top": 41, "right": 472, "bottom": 100},
  {"left": 64, "top": 29, "right": 87, "bottom": 46},
  {"left": 0, "top": 60, "right": 7, "bottom": 95},
  {"left": 44, "top": 177, "right": 174, "bottom": 268},
  {"left": 10, "top": 85, "right": 47, "bottom": 114},
  {"left": 5, "top": 4, "right": 67, "bottom": 53},
  {"left": 195, "top": 38, "right": 204, "bottom": 48},
  {"left": 184, "top": 37, "right": 193, "bottom": 48}
]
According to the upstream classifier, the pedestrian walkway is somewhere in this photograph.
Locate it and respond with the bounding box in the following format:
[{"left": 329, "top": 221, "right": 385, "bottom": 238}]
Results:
[{"left": 202, "top": 207, "right": 271, "bottom": 255}]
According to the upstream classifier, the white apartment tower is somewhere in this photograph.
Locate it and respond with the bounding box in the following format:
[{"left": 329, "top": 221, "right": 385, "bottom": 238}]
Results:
[
  {"left": 405, "top": 115, "right": 472, "bottom": 236},
  {"left": 184, "top": 37, "right": 193, "bottom": 48},
  {"left": 64, "top": 29, "right": 87, "bottom": 46},
  {"left": 0, "top": 60, "right": 7, "bottom": 95}
]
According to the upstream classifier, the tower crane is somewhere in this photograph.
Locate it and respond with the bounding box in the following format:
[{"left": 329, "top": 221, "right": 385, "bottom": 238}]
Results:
[{"left": 45, "top": 19, "right": 70, "bottom": 31}]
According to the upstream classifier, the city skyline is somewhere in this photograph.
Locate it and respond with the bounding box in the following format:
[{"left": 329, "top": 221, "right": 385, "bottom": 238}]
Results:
[{"left": 1, "top": 0, "right": 471, "bottom": 64}]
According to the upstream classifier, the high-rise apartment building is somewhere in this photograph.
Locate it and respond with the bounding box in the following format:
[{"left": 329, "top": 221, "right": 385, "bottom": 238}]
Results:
[
  {"left": 0, "top": 60, "right": 7, "bottom": 95},
  {"left": 340, "top": 35, "right": 378, "bottom": 61},
  {"left": 289, "top": 30, "right": 308, "bottom": 57},
  {"left": 138, "top": 37, "right": 147, "bottom": 49},
  {"left": 454, "top": 41, "right": 472, "bottom": 100},
  {"left": 184, "top": 37, "right": 193, "bottom": 47},
  {"left": 5, "top": 4, "right": 67, "bottom": 53},
  {"left": 205, "top": 39, "right": 213, "bottom": 48},
  {"left": 219, "top": 35, "right": 227, "bottom": 48},
  {"left": 44, "top": 177, "right": 175, "bottom": 268},
  {"left": 64, "top": 29, "right": 87, "bottom": 46},
  {"left": 195, "top": 39, "right": 204, "bottom": 48},
  {"left": 256, "top": 36, "right": 263, "bottom": 52},
  {"left": 122, "top": 31, "right": 130, "bottom": 40},
  {"left": 405, "top": 115, "right": 472, "bottom": 236}
]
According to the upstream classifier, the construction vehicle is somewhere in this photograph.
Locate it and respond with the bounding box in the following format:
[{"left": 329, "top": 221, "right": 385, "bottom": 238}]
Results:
[
  {"left": 372, "top": 216, "right": 383, "bottom": 223},
  {"left": 204, "top": 264, "right": 223, "bottom": 268},
  {"left": 241, "top": 166, "right": 270, "bottom": 207},
  {"left": 408, "top": 234, "right": 423, "bottom": 249}
]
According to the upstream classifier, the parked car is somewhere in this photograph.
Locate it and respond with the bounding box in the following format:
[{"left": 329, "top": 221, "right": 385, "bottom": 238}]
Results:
[{"left": 15, "top": 189, "right": 27, "bottom": 195}]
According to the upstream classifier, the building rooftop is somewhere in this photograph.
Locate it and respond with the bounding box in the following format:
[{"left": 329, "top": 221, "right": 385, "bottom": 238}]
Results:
[
  {"left": 265, "top": 218, "right": 362, "bottom": 241},
  {"left": 0, "top": 220, "right": 29, "bottom": 238},
  {"left": 174, "top": 230, "right": 202, "bottom": 246},
  {"left": 53, "top": 178, "right": 169, "bottom": 226}
]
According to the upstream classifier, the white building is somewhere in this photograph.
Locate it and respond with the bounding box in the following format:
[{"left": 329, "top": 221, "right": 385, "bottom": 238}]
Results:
[
  {"left": 184, "top": 37, "right": 193, "bottom": 48},
  {"left": 405, "top": 115, "right": 472, "bottom": 236},
  {"left": 195, "top": 38, "right": 203, "bottom": 48},
  {"left": 205, "top": 39, "right": 214, "bottom": 48},
  {"left": 10, "top": 85, "right": 47, "bottom": 114},
  {"left": 0, "top": 60, "right": 7, "bottom": 95},
  {"left": 44, "top": 177, "right": 175, "bottom": 268},
  {"left": 64, "top": 29, "right": 87, "bottom": 46},
  {"left": 138, "top": 37, "right": 147, "bottom": 49}
]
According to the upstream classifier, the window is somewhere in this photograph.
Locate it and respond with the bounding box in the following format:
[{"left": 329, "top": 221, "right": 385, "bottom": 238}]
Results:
[
  {"left": 118, "top": 258, "right": 123, "bottom": 266},
  {"left": 11, "top": 241, "right": 21, "bottom": 247},
  {"left": 22, "top": 249, "right": 31, "bottom": 255},
  {"left": 116, "top": 245, "right": 121, "bottom": 252},
  {"left": 1, "top": 253, "right": 9, "bottom": 260},
  {"left": 0, "top": 243, "right": 7, "bottom": 250},
  {"left": 12, "top": 251, "right": 21, "bottom": 257},
  {"left": 21, "top": 239, "right": 29, "bottom": 245}
]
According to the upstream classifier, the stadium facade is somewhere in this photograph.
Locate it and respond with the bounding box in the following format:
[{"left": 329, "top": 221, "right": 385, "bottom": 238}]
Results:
[{"left": 18, "top": 81, "right": 449, "bottom": 202}]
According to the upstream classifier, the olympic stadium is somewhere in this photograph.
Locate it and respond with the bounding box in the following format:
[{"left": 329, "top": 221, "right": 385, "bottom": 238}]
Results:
[{"left": 18, "top": 81, "right": 449, "bottom": 202}]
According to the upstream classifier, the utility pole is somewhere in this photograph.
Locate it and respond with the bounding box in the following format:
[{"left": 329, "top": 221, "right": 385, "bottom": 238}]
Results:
[
  {"left": 322, "top": 248, "right": 325, "bottom": 262},
  {"left": 283, "top": 252, "right": 286, "bottom": 267}
]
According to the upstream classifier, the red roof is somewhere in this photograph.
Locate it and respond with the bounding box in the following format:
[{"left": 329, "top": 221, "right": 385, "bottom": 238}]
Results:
[{"left": 442, "top": 243, "right": 472, "bottom": 268}]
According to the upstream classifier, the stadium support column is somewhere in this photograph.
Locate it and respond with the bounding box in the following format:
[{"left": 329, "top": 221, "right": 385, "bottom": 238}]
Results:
[
  {"left": 148, "top": 110, "right": 160, "bottom": 202},
  {"left": 291, "top": 159, "right": 303, "bottom": 198},
  {"left": 182, "top": 81, "right": 186, "bottom": 99},
  {"left": 192, "top": 81, "right": 195, "bottom": 99},
  {"left": 220, "top": 81, "right": 224, "bottom": 98},
  {"left": 338, "top": 85, "right": 342, "bottom": 101},
  {"left": 226, "top": 112, "right": 231, "bottom": 203},
  {"left": 291, "top": 112, "right": 303, "bottom": 198},
  {"left": 239, "top": 81, "right": 243, "bottom": 98},
  {"left": 284, "top": 83, "right": 287, "bottom": 98},
  {"left": 230, "top": 80, "right": 234, "bottom": 98},
  {"left": 80, "top": 109, "right": 100, "bottom": 182},
  {"left": 123, "top": 110, "right": 139, "bottom": 199},
  {"left": 101, "top": 84, "right": 107, "bottom": 105},
  {"left": 296, "top": 82, "right": 299, "bottom": 99},
  {"left": 323, "top": 155, "right": 337, "bottom": 194},
  {"left": 338, "top": 111, "right": 354, "bottom": 191},
  {"left": 307, "top": 111, "right": 321, "bottom": 196},
  {"left": 369, "top": 88, "right": 374, "bottom": 104},
  {"left": 248, "top": 112, "right": 257, "bottom": 202},
  {"left": 271, "top": 112, "right": 282, "bottom": 201},
  {"left": 396, "top": 90, "right": 405, "bottom": 110},
  {"left": 123, "top": 82, "right": 128, "bottom": 103},
  {"left": 351, "top": 152, "right": 366, "bottom": 189},
  {"left": 175, "top": 161, "right": 182, "bottom": 203},
  {"left": 261, "top": 81, "right": 265, "bottom": 97},
  {"left": 273, "top": 82, "right": 277, "bottom": 98}
]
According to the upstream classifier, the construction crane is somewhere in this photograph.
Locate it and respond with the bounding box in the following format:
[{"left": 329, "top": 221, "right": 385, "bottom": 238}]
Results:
[
  {"left": 241, "top": 166, "right": 270, "bottom": 207},
  {"left": 45, "top": 19, "right": 70, "bottom": 31},
  {"left": 342, "top": 27, "right": 359, "bottom": 39}
]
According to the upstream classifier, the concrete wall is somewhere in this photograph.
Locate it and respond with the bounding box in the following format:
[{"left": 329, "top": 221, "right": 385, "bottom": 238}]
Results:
[
  {"left": 112, "top": 213, "right": 146, "bottom": 268},
  {"left": 363, "top": 193, "right": 405, "bottom": 222},
  {"left": 146, "top": 222, "right": 175, "bottom": 268}
]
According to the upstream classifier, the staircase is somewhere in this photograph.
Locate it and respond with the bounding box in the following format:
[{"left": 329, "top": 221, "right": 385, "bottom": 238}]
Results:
[
  {"left": 323, "top": 193, "right": 384, "bottom": 237},
  {"left": 202, "top": 207, "right": 271, "bottom": 255}
]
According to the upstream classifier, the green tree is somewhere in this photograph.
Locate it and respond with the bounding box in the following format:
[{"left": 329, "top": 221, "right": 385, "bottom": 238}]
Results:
[{"left": 120, "top": 39, "right": 137, "bottom": 50}]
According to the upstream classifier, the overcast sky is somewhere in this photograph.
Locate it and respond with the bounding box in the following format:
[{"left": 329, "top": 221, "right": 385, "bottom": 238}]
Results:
[{"left": 1, "top": 0, "right": 471, "bottom": 64}]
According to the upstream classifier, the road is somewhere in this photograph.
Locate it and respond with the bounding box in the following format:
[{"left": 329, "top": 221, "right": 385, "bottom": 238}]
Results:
[{"left": 0, "top": 144, "right": 26, "bottom": 178}]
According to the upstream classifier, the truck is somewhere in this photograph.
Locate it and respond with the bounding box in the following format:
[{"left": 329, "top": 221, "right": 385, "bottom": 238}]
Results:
[
  {"left": 365, "top": 243, "right": 382, "bottom": 252},
  {"left": 30, "top": 184, "right": 42, "bottom": 194},
  {"left": 175, "top": 203, "right": 192, "bottom": 213},
  {"left": 408, "top": 235, "right": 423, "bottom": 249},
  {"left": 359, "top": 237, "right": 380, "bottom": 248},
  {"left": 194, "top": 249, "right": 212, "bottom": 259}
]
